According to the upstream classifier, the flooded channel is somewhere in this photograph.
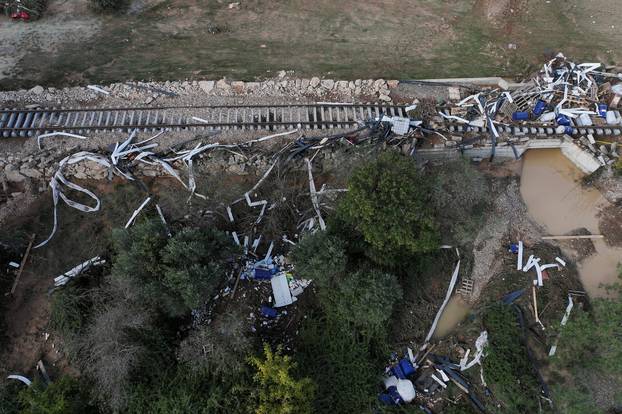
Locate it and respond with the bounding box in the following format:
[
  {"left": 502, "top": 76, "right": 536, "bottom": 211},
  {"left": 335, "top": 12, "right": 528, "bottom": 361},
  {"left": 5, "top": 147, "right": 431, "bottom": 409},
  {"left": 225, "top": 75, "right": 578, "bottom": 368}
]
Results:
[
  {"left": 432, "top": 295, "right": 470, "bottom": 338},
  {"left": 520, "top": 149, "right": 622, "bottom": 297}
]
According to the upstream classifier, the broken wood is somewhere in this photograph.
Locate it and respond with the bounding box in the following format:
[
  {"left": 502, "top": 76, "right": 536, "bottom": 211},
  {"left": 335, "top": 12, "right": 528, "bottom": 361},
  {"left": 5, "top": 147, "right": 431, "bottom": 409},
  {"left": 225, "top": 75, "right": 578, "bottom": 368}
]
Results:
[
  {"left": 10, "top": 234, "right": 35, "bottom": 295},
  {"left": 542, "top": 234, "right": 603, "bottom": 240}
]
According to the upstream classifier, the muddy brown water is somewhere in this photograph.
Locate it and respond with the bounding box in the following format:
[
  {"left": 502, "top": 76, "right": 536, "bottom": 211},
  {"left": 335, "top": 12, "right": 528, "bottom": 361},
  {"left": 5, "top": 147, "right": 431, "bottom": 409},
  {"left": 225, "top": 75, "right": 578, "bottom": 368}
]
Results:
[
  {"left": 521, "top": 149, "right": 622, "bottom": 297},
  {"left": 433, "top": 295, "right": 470, "bottom": 339}
]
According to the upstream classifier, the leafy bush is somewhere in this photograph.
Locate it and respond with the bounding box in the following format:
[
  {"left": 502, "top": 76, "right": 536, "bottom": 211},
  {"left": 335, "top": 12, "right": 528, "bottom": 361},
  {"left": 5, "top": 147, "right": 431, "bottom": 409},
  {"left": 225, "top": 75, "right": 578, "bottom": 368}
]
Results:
[
  {"left": 178, "top": 310, "right": 252, "bottom": 376},
  {"left": 112, "top": 221, "right": 238, "bottom": 317},
  {"left": 324, "top": 269, "right": 401, "bottom": 336},
  {"left": 249, "top": 344, "right": 315, "bottom": 414},
  {"left": 296, "top": 317, "right": 379, "bottom": 414},
  {"left": 430, "top": 160, "right": 491, "bottom": 245},
  {"left": 18, "top": 376, "right": 95, "bottom": 414},
  {"left": 0, "top": 381, "right": 21, "bottom": 414},
  {"left": 336, "top": 151, "right": 439, "bottom": 266},
  {"left": 89, "top": 0, "right": 127, "bottom": 12},
  {"left": 291, "top": 231, "right": 348, "bottom": 292},
  {"left": 127, "top": 366, "right": 254, "bottom": 414},
  {"left": 555, "top": 282, "right": 622, "bottom": 374},
  {"left": 482, "top": 304, "right": 540, "bottom": 414},
  {"left": 79, "top": 304, "right": 153, "bottom": 411},
  {"left": 49, "top": 285, "right": 92, "bottom": 340},
  {"left": 550, "top": 384, "right": 603, "bottom": 414}
]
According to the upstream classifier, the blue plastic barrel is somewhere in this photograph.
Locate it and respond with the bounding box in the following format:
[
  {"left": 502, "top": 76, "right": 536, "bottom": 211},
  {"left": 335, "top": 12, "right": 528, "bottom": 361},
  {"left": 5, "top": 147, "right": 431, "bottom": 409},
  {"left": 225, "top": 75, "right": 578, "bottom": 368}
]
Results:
[
  {"left": 533, "top": 100, "right": 546, "bottom": 116},
  {"left": 598, "top": 103, "right": 608, "bottom": 118},
  {"left": 512, "top": 111, "right": 529, "bottom": 121},
  {"left": 556, "top": 114, "right": 570, "bottom": 126}
]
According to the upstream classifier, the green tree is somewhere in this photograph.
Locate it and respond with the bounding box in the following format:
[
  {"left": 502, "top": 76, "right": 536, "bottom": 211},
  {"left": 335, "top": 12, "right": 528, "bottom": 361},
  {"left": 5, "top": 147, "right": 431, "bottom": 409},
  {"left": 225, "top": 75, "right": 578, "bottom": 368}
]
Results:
[
  {"left": 249, "top": 344, "right": 315, "bottom": 414},
  {"left": 290, "top": 231, "right": 348, "bottom": 292},
  {"left": 325, "top": 269, "right": 402, "bottom": 336},
  {"left": 18, "top": 376, "right": 96, "bottom": 414},
  {"left": 337, "top": 151, "right": 439, "bottom": 266},
  {"left": 430, "top": 159, "right": 491, "bottom": 245},
  {"left": 112, "top": 221, "right": 238, "bottom": 317}
]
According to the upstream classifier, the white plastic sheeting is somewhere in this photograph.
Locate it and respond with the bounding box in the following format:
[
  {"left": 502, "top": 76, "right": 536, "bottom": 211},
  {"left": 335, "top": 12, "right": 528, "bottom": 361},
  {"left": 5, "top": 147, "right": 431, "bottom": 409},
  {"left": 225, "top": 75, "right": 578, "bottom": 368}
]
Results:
[
  {"left": 271, "top": 273, "right": 294, "bottom": 307},
  {"left": 424, "top": 258, "right": 461, "bottom": 343},
  {"left": 459, "top": 331, "right": 488, "bottom": 371},
  {"left": 54, "top": 256, "right": 106, "bottom": 287},
  {"left": 548, "top": 295, "right": 575, "bottom": 357}
]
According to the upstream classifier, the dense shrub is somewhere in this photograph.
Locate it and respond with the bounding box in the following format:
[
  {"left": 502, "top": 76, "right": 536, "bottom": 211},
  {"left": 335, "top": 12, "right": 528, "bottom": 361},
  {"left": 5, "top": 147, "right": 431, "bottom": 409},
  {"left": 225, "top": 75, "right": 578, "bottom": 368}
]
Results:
[
  {"left": 324, "top": 269, "right": 401, "bottom": 336},
  {"left": 482, "top": 304, "right": 540, "bottom": 414},
  {"left": 127, "top": 366, "right": 254, "bottom": 414},
  {"left": 49, "top": 285, "right": 93, "bottom": 340},
  {"left": 18, "top": 376, "right": 96, "bottom": 414},
  {"left": 112, "top": 221, "right": 238, "bottom": 317},
  {"left": 178, "top": 310, "right": 252, "bottom": 376},
  {"left": 249, "top": 344, "right": 315, "bottom": 414},
  {"left": 430, "top": 160, "right": 491, "bottom": 245},
  {"left": 296, "top": 317, "right": 379, "bottom": 414},
  {"left": 336, "top": 151, "right": 439, "bottom": 266},
  {"left": 89, "top": 0, "right": 127, "bottom": 12}
]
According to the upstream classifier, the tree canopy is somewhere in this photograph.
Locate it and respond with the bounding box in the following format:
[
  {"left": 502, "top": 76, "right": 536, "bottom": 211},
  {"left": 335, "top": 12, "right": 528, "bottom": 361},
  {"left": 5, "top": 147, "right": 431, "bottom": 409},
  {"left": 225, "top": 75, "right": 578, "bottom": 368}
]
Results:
[
  {"left": 337, "top": 151, "right": 439, "bottom": 266},
  {"left": 112, "top": 221, "right": 238, "bottom": 316}
]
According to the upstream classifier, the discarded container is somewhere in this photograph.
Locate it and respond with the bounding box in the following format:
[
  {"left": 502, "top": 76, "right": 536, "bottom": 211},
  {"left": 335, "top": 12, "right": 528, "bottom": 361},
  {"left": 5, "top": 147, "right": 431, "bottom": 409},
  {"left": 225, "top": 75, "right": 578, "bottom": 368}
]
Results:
[
  {"left": 556, "top": 125, "right": 573, "bottom": 135},
  {"left": 539, "top": 112, "right": 556, "bottom": 122},
  {"left": 555, "top": 114, "right": 571, "bottom": 126},
  {"left": 260, "top": 305, "right": 278, "bottom": 318},
  {"left": 512, "top": 111, "right": 529, "bottom": 121},
  {"left": 606, "top": 110, "right": 618, "bottom": 125},
  {"left": 391, "top": 358, "right": 415, "bottom": 379},
  {"left": 254, "top": 267, "right": 276, "bottom": 280},
  {"left": 532, "top": 100, "right": 547, "bottom": 116},
  {"left": 598, "top": 103, "right": 608, "bottom": 118},
  {"left": 577, "top": 113, "right": 593, "bottom": 127},
  {"left": 271, "top": 273, "right": 295, "bottom": 307}
]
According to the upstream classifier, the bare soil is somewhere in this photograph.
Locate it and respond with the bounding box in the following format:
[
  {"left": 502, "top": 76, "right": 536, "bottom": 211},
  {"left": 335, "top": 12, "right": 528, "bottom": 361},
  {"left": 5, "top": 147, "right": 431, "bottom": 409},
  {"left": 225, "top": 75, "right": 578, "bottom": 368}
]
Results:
[{"left": 3, "top": 0, "right": 622, "bottom": 89}]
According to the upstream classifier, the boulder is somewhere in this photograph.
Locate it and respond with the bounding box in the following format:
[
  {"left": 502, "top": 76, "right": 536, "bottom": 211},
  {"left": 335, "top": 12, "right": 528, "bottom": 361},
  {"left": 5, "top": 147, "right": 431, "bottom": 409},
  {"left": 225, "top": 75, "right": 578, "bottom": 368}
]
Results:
[
  {"left": 4, "top": 164, "right": 25, "bottom": 183},
  {"left": 310, "top": 77, "right": 321, "bottom": 88},
  {"left": 321, "top": 79, "right": 335, "bottom": 90},
  {"left": 29, "top": 85, "right": 44, "bottom": 95},
  {"left": 198, "top": 80, "right": 215, "bottom": 93}
]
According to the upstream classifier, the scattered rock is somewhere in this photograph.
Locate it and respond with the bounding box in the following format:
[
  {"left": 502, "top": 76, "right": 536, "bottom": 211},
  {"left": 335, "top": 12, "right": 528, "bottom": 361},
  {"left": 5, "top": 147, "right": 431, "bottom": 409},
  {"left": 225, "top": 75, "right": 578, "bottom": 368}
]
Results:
[
  {"left": 277, "top": 70, "right": 287, "bottom": 79},
  {"left": 379, "top": 94, "right": 392, "bottom": 102},
  {"left": 310, "top": 77, "right": 321, "bottom": 88},
  {"left": 387, "top": 80, "right": 399, "bottom": 89},
  {"left": 29, "top": 85, "right": 44, "bottom": 95},
  {"left": 19, "top": 167, "right": 42, "bottom": 179},
  {"left": 321, "top": 79, "right": 335, "bottom": 90},
  {"left": 216, "top": 79, "right": 231, "bottom": 91},
  {"left": 231, "top": 81, "right": 245, "bottom": 92},
  {"left": 198, "top": 80, "right": 215, "bottom": 93},
  {"left": 4, "top": 165, "right": 25, "bottom": 183}
]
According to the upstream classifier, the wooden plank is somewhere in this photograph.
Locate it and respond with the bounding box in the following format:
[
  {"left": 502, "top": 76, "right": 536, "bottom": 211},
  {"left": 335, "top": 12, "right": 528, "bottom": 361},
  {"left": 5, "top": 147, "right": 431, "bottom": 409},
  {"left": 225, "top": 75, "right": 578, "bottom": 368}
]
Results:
[
  {"left": 10, "top": 234, "right": 35, "bottom": 295},
  {"left": 542, "top": 234, "right": 603, "bottom": 240}
]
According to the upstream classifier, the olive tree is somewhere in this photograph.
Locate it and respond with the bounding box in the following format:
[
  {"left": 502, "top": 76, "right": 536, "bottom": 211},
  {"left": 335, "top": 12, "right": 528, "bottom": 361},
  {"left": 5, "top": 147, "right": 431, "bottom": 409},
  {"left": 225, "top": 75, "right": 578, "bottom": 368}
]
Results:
[{"left": 337, "top": 151, "right": 439, "bottom": 266}]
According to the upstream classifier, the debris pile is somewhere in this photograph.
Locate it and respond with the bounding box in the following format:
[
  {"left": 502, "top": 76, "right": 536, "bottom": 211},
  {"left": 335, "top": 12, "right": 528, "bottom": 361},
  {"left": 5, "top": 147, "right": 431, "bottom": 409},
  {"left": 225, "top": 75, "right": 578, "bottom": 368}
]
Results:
[{"left": 436, "top": 53, "right": 622, "bottom": 163}]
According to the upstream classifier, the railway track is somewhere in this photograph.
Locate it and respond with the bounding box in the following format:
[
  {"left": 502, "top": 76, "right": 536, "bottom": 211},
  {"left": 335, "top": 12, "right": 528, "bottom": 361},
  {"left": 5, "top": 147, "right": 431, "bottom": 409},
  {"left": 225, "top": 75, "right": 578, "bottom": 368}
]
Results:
[
  {"left": 0, "top": 103, "right": 410, "bottom": 138},
  {"left": 3, "top": 103, "right": 620, "bottom": 139}
]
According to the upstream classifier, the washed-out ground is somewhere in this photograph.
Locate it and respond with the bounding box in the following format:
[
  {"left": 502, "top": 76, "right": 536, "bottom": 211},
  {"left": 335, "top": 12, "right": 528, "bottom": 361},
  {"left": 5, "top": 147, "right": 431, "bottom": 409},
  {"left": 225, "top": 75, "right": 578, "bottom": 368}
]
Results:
[{"left": 2, "top": 0, "right": 622, "bottom": 90}]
